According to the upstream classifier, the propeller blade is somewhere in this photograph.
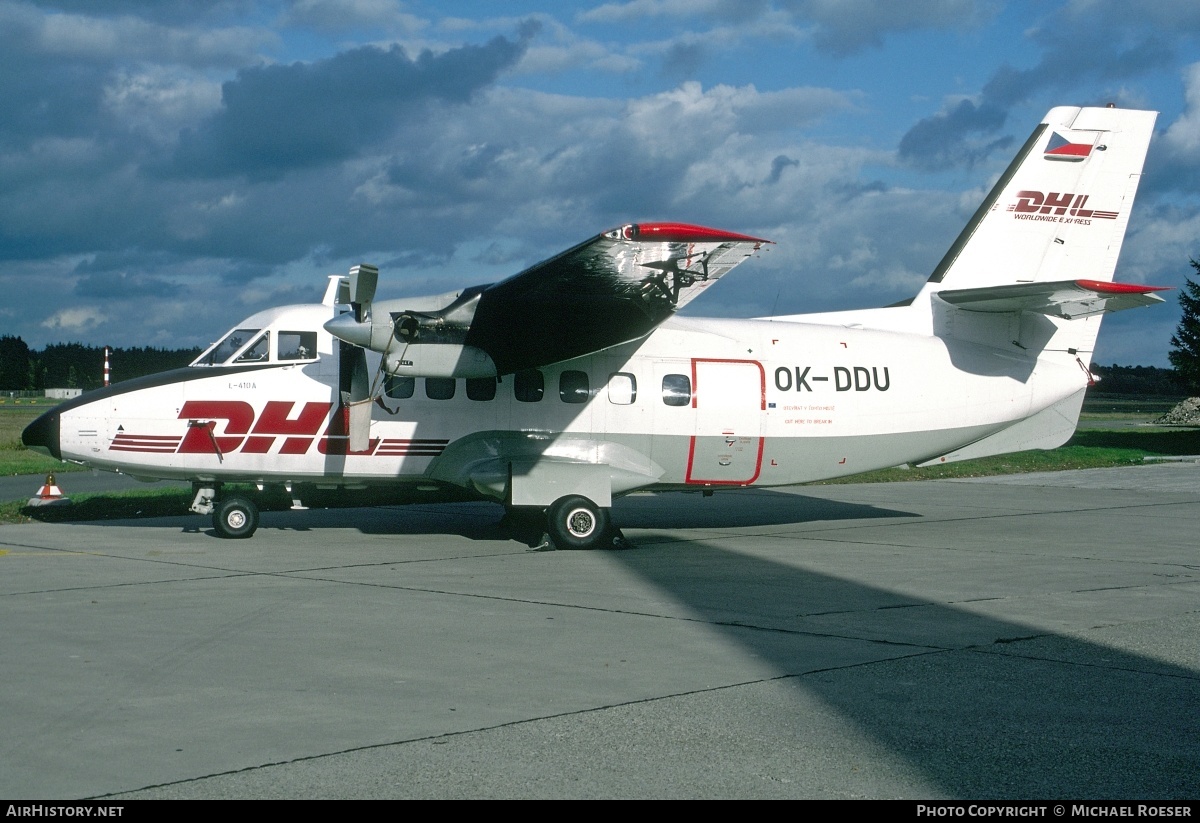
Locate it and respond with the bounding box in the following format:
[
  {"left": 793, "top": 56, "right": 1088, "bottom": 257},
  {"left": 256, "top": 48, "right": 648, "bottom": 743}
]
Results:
[
  {"left": 348, "top": 264, "right": 378, "bottom": 323},
  {"left": 348, "top": 399, "right": 371, "bottom": 453},
  {"left": 348, "top": 346, "right": 371, "bottom": 452},
  {"left": 338, "top": 342, "right": 373, "bottom": 453}
]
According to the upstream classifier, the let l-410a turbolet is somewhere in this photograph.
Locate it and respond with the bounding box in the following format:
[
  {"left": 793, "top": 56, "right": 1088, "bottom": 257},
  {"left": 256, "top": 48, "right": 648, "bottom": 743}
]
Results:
[{"left": 24, "top": 105, "right": 1168, "bottom": 548}]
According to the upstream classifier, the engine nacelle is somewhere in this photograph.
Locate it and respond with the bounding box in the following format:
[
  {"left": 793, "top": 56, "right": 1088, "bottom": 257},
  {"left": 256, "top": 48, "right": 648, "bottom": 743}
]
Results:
[{"left": 382, "top": 344, "right": 497, "bottom": 379}]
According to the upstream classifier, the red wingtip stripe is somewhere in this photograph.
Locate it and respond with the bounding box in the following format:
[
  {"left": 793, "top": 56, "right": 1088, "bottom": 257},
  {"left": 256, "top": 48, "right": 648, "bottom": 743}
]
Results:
[
  {"left": 622, "top": 222, "right": 772, "bottom": 244},
  {"left": 1075, "top": 280, "right": 1172, "bottom": 294}
]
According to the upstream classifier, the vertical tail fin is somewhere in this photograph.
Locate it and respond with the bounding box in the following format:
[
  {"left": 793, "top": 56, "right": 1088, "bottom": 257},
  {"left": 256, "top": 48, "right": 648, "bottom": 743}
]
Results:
[
  {"left": 917, "top": 105, "right": 1157, "bottom": 354},
  {"left": 919, "top": 106, "right": 1156, "bottom": 294}
]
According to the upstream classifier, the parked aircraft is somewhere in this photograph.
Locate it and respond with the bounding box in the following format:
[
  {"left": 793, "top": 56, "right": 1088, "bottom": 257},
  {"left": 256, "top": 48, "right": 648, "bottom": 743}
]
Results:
[{"left": 23, "top": 105, "right": 1167, "bottom": 549}]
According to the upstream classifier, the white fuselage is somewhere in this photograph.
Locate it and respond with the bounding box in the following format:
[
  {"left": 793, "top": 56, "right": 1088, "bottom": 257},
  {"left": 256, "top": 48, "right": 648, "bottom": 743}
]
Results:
[{"left": 50, "top": 303, "right": 1083, "bottom": 500}]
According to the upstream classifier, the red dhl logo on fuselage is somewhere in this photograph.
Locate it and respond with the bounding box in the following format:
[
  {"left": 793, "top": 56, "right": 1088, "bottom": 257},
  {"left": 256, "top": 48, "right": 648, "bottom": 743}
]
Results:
[{"left": 108, "top": 400, "right": 447, "bottom": 458}]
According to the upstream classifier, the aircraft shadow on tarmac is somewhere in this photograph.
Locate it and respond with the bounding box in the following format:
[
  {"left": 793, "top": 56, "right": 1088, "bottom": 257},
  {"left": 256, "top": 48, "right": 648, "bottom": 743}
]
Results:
[
  {"left": 83, "top": 486, "right": 919, "bottom": 544},
  {"left": 600, "top": 538, "right": 1199, "bottom": 799},
  {"left": 608, "top": 487, "right": 918, "bottom": 530}
]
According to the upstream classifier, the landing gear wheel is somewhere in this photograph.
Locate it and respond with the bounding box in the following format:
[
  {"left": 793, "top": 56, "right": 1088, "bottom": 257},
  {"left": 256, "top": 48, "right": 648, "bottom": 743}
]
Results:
[
  {"left": 546, "top": 495, "right": 610, "bottom": 550},
  {"left": 213, "top": 496, "right": 259, "bottom": 539}
]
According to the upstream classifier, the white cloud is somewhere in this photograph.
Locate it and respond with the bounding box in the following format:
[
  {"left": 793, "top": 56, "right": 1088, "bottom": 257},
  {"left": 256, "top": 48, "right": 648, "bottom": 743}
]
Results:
[
  {"left": 282, "top": 0, "right": 426, "bottom": 34},
  {"left": 519, "top": 40, "right": 638, "bottom": 75},
  {"left": 787, "top": 0, "right": 998, "bottom": 55},
  {"left": 41, "top": 306, "right": 107, "bottom": 333},
  {"left": 24, "top": 5, "right": 274, "bottom": 67},
  {"left": 1162, "top": 62, "right": 1200, "bottom": 156},
  {"left": 577, "top": 0, "right": 763, "bottom": 25},
  {"left": 1118, "top": 206, "right": 1200, "bottom": 286},
  {"left": 102, "top": 67, "right": 223, "bottom": 143},
  {"left": 624, "top": 82, "right": 851, "bottom": 147}
]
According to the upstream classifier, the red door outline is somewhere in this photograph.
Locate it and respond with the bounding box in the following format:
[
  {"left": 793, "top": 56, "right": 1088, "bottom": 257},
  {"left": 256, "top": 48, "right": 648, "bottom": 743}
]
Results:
[{"left": 685, "top": 358, "right": 765, "bottom": 485}]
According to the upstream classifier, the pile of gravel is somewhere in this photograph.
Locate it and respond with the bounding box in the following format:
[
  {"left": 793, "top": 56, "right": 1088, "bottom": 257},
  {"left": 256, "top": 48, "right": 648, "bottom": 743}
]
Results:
[{"left": 1156, "top": 397, "right": 1200, "bottom": 425}]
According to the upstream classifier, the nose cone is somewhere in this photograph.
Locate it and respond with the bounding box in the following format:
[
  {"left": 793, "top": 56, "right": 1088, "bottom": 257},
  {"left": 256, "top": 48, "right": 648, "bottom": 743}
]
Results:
[
  {"left": 22, "top": 408, "right": 61, "bottom": 460},
  {"left": 324, "top": 313, "right": 375, "bottom": 348}
]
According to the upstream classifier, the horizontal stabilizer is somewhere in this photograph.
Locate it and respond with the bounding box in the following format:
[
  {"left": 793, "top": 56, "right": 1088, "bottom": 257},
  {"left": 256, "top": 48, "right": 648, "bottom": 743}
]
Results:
[{"left": 935, "top": 279, "right": 1168, "bottom": 319}]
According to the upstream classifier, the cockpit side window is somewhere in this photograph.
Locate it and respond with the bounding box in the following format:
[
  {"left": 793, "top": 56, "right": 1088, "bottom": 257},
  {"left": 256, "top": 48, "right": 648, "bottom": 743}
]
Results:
[
  {"left": 234, "top": 332, "right": 270, "bottom": 363},
  {"left": 279, "top": 331, "right": 317, "bottom": 361},
  {"left": 195, "top": 328, "right": 262, "bottom": 366}
]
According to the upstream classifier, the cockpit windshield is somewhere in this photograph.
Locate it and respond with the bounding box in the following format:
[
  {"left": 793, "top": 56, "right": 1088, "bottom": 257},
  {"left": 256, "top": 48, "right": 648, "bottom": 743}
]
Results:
[
  {"left": 193, "top": 328, "right": 263, "bottom": 366},
  {"left": 234, "top": 332, "right": 270, "bottom": 362},
  {"left": 191, "top": 302, "right": 326, "bottom": 368}
]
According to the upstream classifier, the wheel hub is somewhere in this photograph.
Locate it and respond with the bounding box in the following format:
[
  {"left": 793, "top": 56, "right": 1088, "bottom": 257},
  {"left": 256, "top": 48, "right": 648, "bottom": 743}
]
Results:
[{"left": 566, "top": 508, "right": 595, "bottom": 538}]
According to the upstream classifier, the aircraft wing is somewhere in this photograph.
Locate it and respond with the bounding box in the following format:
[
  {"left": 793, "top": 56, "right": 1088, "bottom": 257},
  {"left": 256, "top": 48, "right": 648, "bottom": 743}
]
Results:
[
  {"left": 465, "top": 223, "right": 769, "bottom": 372},
  {"left": 934, "top": 279, "right": 1169, "bottom": 320},
  {"left": 330, "top": 222, "right": 770, "bottom": 376}
]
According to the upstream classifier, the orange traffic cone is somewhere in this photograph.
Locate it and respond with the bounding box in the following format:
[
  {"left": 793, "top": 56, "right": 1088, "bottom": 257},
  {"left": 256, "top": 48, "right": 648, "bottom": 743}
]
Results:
[{"left": 27, "top": 472, "right": 71, "bottom": 507}]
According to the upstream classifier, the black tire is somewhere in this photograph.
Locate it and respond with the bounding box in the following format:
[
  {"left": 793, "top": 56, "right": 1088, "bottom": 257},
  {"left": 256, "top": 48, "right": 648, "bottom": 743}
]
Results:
[
  {"left": 546, "top": 495, "right": 610, "bottom": 550},
  {"left": 213, "top": 496, "right": 259, "bottom": 539}
]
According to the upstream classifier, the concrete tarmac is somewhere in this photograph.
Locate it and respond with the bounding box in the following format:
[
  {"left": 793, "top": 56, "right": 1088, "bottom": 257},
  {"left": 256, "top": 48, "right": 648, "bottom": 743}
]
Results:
[{"left": 1, "top": 463, "right": 1197, "bottom": 799}]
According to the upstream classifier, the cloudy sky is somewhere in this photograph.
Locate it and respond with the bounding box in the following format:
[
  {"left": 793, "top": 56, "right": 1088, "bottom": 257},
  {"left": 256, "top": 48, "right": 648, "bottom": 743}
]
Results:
[{"left": 2, "top": 0, "right": 1199, "bottom": 365}]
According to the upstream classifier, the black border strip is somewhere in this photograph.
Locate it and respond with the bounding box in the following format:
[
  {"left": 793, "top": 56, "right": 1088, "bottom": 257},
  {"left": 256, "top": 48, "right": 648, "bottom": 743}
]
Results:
[{"left": 926, "top": 123, "right": 1048, "bottom": 284}]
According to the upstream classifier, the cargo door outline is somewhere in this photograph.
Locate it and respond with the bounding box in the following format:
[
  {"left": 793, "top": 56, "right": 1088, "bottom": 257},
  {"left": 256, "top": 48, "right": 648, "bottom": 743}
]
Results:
[{"left": 685, "top": 358, "right": 765, "bottom": 485}]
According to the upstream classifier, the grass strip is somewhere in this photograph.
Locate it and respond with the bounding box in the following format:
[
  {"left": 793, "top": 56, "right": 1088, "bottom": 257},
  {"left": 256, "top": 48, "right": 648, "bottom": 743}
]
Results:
[{"left": 815, "top": 427, "right": 1200, "bottom": 484}]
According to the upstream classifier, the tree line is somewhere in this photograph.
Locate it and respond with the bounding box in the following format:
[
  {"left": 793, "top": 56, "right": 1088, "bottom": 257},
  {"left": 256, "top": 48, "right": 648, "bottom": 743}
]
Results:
[
  {"left": 0, "top": 337, "right": 201, "bottom": 392},
  {"left": 1089, "top": 364, "right": 1186, "bottom": 396},
  {"left": 1168, "top": 259, "right": 1200, "bottom": 396}
]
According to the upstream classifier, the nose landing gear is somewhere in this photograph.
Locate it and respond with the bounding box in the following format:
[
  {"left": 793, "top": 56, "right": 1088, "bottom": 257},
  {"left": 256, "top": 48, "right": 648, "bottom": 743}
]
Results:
[
  {"left": 213, "top": 496, "right": 259, "bottom": 539},
  {"left": 191, "top": 483, "right": 260, "bottom": 539}
]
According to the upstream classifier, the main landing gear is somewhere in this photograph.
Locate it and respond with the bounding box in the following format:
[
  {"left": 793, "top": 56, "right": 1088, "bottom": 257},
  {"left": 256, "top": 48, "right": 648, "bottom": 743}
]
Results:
[
  {"left": 502, "top": 495, "right": 620, "bottom": 550},
  {"left": 546, "top": 495, "right": 608, "bottom": 549},
  {"left": 543, "top": 495, "right": 627, "bottom": 551},
  {"left": 191, "top": 484, "right": 260, "bottom": 539}
]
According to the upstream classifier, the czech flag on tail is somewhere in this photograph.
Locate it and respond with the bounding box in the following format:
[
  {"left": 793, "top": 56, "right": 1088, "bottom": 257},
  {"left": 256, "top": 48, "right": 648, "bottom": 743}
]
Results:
[{"left": 1044, "top": 132, "right": 1094, "bottom": 161}]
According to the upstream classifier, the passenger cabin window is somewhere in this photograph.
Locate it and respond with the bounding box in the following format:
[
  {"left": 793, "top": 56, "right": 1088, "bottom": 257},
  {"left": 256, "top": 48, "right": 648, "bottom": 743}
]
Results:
[
  {"left": 196, "top": 327, "right": 261, "bottom": 366},
  {"left": 425, "top": 377, "right": 456, "bottom": 400},
  {"left": 559, "top": 370, "right": 589, "bottom": 404},
  {"left": 514, "top": 370, "right": 544, "bottom": 402},
  {"left": 234, "top": 332, "right": 269, "bottom": 363},
  {"left": 279, "top": 331, "right": 317, "bottom": 361},
  {"left": 662, "top": 374, "right": 691, "bottom": 407},
  {"left": 607, "top": 373, "right": 637, "bottom": 405},
  {"left": 466, "top": 377, "right": 497, "bottom": 401},
  {"left": 385, "top": 375, "right": 415, "bottom": 399}
]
